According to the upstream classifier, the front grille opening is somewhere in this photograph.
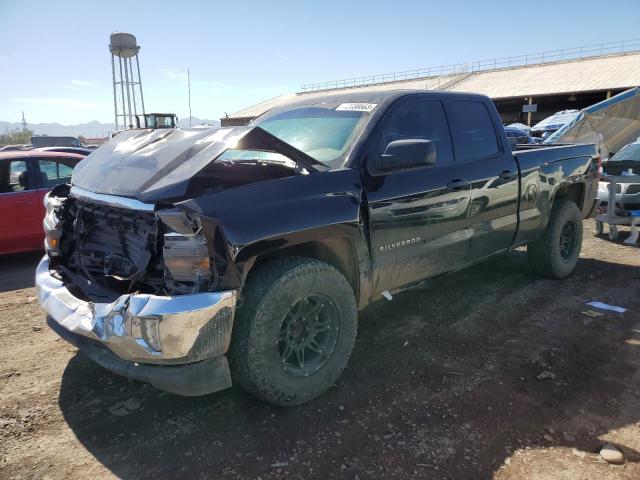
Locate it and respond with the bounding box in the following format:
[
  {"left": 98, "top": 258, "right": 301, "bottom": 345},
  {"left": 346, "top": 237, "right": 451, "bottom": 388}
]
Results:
[{"left": 60, "top": 199, "right": 166, "bottom": 296}]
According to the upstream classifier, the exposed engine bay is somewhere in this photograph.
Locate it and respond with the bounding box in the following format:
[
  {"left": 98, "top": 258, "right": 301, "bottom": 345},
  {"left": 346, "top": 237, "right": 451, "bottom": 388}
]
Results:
[
  {"left": 45, "top": 184, "right": 223, "bottom": 302},
  {"left": 43, "top": 124, "right": 330, "bottom": 303},
  {"left": 65, "top": 197, "right": 163, "bottom": 296}
]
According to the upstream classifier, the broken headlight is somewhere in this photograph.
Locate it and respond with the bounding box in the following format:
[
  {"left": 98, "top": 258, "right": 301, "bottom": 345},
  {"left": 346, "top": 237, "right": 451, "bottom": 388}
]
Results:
[
  {"left": 157, "top": 209, "right": 211, "bottom": 291},
  {"left": 43, "top": 192, "right": 66, "bottom": 256}
]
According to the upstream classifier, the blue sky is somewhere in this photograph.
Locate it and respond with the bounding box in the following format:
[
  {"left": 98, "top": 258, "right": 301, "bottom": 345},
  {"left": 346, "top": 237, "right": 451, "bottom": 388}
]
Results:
[{"left": 1, "top": 0, "right": 639, "bottom": 125}]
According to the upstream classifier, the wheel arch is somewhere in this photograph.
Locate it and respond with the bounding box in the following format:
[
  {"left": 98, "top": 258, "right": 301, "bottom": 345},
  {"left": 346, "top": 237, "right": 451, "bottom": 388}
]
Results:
[
  {"left": 237, "top": 233, "right": 369, "bottom": 308},
  {"left": 553, "top": 182, "right": 585, "bottom": 210}
]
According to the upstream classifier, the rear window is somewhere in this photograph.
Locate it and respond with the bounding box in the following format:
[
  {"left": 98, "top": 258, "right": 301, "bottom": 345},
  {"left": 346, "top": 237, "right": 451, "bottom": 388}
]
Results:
[
  {"left": 448, "top": 101, "right": 500, "bottom": 161},
  {"left": 37, "top": 159, "right": 76, "bottom": 188}
]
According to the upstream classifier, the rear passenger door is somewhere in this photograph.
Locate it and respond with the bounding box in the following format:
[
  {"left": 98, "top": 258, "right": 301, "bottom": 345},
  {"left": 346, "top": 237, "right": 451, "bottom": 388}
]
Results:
[
  {"left": 444, "top": 99, "right": 519, "bottom": 261},
  {"left": 364, "top": 96, "right": 473, "bottom": 293}
]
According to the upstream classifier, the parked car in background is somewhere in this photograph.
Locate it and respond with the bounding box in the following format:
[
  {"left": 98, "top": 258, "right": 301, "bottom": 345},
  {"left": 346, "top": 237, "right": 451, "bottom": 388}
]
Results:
[
  {"left": 597, "top": 140, "right": 640, "bottom": 213},
  {"left": 0, "top": 150, "right": 84, "bottom": 254},
  {"left": 31, "top": 136, "right": 85, "bottom": 149},
  {"left": 504, "top": 127, "right": 537, "bottom": 146},
  {"left": 533, "top": 110, "right": 580, "bottom": 140},
  {"left": 35, "top": 146, "right": 93, "bottom": 156},
  {"left": 0, "top": 144, "right": 32, "bottom": 152}
]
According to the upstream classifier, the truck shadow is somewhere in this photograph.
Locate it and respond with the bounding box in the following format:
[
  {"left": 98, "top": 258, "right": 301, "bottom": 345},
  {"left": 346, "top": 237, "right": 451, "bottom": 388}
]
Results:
[
  {"left": 57, "top": 253, "right": 640, "bottom": 479},
  {"left": 0, "top": 251, "right": 42, "bottom": 292}
]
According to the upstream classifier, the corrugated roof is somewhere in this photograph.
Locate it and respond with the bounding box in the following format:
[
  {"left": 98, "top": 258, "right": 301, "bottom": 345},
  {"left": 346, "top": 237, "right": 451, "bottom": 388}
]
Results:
[
  {"left": 228, "top": 74, "right": 462, "bottom": 119},
  {"left": 227, "top": 52, "right": 640, "bottom": 120},
  {"left": 448, "top": 52, "right": 640, "bottom": 98}
]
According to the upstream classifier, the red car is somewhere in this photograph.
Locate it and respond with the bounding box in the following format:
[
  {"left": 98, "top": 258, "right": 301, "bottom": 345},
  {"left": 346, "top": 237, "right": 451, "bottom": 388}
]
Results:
[{"left": 0, "top": 150, "right": 85, "bottom": 254}]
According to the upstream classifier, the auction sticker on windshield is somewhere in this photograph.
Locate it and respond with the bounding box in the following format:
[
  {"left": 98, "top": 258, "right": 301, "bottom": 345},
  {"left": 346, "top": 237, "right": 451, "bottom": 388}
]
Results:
[{"left": 336, "top": 103, "right": 377, "bottom": 112}]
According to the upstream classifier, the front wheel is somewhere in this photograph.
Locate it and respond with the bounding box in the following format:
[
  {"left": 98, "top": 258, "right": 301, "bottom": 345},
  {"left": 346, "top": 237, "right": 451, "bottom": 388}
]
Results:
[
  {"left": 228, "top": 257, "right": 357, "bottom": 407},
  {"left": 527, "top": 199, "right": 583, "bottom": 279}
]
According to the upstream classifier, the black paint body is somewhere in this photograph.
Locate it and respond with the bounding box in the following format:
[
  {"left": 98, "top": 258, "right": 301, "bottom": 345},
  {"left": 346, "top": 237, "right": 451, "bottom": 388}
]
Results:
[{"left": 72, "top": 90, "right": 600, "bottom": 309}]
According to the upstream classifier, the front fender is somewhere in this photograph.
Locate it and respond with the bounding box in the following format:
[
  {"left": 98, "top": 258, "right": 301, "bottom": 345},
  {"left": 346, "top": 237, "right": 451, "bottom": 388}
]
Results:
[{"left": 176, "top": 169, "right": 373, "bottom": 306}]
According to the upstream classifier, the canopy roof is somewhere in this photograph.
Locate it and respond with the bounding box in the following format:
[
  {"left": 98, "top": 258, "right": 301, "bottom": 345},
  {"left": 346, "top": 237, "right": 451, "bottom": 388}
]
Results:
[{"left": 545, "top": 87, "right": 640, "bottom": 156}]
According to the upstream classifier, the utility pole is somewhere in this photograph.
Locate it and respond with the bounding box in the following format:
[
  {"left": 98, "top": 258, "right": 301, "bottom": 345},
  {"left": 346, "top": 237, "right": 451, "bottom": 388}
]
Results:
[
  {"left": 188, "top": 68, "right": 192, "bottom": 128},
  {"left": 21, "top": 111, "right": 27, "bottom": 131}
]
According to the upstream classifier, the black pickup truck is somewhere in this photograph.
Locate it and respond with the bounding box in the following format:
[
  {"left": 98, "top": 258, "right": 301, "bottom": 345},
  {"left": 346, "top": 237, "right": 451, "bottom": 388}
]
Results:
[{"left": 38, "top": 90, "right": 599, "bottom": 406}]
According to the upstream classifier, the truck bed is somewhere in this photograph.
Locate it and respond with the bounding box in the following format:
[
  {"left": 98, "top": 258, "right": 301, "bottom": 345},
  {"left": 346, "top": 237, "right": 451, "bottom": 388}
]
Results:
[{"left": 510, "top": 142, "right": 599, "bottom": 248}]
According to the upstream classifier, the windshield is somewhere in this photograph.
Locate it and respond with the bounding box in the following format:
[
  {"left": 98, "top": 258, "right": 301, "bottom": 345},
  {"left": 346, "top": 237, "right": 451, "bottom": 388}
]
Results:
[
  {"left": 610, "top": 143, "right": 640, "bottom": 162},
  {"left": 252, "top": 105, "right": 371, "bottom": 168}
]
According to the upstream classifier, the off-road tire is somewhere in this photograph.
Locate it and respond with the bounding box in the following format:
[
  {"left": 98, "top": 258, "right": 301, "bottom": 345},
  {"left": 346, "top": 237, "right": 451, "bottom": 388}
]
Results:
[
  {"left": 228, "top": 257, "right": 357, "bottom": 407},
  {"left": 527, "top": 199, "right": 583, "bottom": 278}
]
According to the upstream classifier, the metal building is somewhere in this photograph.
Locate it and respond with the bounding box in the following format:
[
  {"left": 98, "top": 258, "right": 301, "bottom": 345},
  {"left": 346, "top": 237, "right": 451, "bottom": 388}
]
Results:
[{"left": 221, "top": 40, "right": 640, "bottom": 128}]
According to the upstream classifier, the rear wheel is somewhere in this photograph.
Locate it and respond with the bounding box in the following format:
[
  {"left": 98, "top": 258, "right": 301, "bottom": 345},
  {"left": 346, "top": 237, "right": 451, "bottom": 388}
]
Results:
[
  {"left": 228, "top": 257, "right": 357, "bottom": 407},
  {"left": 527, "top": 199, "right": 583, "bottom": 278}
]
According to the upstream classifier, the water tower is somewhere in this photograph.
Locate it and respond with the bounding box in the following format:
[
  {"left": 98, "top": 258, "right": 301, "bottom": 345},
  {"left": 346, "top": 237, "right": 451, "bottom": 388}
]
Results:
[{"left": 109, "top": 32, "right": 146, "bottom": 131}]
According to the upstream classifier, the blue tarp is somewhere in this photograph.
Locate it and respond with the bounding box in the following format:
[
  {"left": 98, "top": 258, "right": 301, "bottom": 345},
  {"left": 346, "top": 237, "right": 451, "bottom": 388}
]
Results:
[{"left": 532, "top": 110, "right": 580, "bottom": 133}]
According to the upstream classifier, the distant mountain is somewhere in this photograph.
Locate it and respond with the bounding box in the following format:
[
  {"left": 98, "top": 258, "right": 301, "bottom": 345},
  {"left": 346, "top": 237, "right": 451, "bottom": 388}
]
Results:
[
  {"left": 0, "top": 116, "right": 221, "bottom": 139},
  {"left": 0, "top": 120, "right": 116, "bottom": 138}
]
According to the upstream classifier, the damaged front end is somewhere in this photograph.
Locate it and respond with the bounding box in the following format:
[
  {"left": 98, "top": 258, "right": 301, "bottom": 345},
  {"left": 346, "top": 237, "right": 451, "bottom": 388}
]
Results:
[
  {"left": 38, "top": 184, "right": 239, "bottom": 395},
  {"left": 41, "top": 124, "right": 328, "bottom": 307},
  {"left": 55, "top": 186, "right": 218, "bottom": 299},
  {"left": 37, "top": 124, "right": 329, "bottom": 395}
]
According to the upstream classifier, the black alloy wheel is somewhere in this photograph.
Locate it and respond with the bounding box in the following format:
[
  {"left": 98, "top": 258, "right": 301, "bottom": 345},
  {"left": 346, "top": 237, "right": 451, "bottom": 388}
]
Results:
[
  {"left": 559, "top": 220, "right": 577, "bottom": 259},
  {"left": 278, "top": 295, "right": 340, "bottom": 377}
]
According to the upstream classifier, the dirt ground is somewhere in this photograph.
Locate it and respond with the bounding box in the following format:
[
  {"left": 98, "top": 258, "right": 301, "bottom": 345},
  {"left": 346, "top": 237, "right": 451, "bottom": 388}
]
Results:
[{"left": 1, "top": 219, "right": 639, "bottom": 480}]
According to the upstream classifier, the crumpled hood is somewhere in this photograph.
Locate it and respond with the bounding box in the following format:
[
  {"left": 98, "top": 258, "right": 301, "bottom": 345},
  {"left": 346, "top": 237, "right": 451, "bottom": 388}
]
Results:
[{"left": 71, "top": 126, "right": 251, "bottom": 203}]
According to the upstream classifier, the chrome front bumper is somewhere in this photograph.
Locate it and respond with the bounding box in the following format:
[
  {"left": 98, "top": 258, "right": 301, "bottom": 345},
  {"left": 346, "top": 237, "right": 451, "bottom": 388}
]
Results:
[{"left": 36, "top": 256, "right": 237, "bottom": 364}]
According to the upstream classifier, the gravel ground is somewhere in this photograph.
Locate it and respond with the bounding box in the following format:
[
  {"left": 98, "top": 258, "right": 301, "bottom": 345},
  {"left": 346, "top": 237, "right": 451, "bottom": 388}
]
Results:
[{"left": 1, "top": 219, "right": 639, "bottom": 480}]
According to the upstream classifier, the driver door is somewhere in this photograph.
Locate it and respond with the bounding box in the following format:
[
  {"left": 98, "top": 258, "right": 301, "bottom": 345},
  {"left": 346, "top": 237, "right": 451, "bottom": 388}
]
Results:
[{"left": 363, "top": 96, "right": 472, "bottom": 294}]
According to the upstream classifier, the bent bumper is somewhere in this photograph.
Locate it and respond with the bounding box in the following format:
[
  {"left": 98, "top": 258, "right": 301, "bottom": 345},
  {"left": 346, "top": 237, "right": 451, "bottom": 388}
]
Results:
[
  {"left": 36, "top": 256, "right": 237, "bottom": 365},
  {"left": 47, "top": 315, "right": 232, "bottom": 396}
]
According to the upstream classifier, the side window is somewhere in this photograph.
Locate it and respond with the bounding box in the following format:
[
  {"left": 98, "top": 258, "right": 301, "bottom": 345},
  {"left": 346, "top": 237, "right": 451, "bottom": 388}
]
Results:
[
  {"left": 448, "top": 100, "right": 500, "bottom": 161},
  {"left": 0, "top": 160, "right": 30, "bottom": 193},
  {"left": 37, "top": 159, "right": 75, "bottom": 188},
  {"left": 59, "top": 162, "right": 74, "bottom": 179},
  {"left": 379, "top": 100, "right": 453, "bottom": 164}
]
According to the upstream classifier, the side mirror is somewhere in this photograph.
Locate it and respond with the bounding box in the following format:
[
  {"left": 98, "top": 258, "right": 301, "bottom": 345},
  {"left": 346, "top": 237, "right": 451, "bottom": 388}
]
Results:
[{"left": 373, "top": 139, "right": 437, "bottom": 174}]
